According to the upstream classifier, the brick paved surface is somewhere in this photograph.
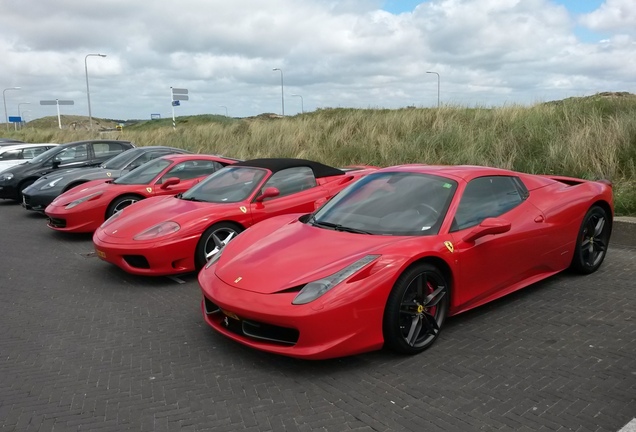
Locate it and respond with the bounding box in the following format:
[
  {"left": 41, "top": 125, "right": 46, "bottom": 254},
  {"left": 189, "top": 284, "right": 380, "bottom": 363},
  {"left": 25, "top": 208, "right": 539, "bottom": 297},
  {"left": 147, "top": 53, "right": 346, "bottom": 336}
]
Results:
[{"left": 0, "top": 201, "right": 635, "bottom": 432}]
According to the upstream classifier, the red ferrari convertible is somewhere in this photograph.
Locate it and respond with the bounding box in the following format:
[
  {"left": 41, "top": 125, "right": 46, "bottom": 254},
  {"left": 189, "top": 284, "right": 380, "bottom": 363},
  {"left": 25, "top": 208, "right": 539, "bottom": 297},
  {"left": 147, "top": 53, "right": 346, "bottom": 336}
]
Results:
[
  {"left": 45, "top": 154, "right": 237, "bottom": 233},
  {"left": 93, "top": 158, "right": 378, "bottom": 276},
  {"left": 198, "top": 165, "right": 614, "bottom": 360}
]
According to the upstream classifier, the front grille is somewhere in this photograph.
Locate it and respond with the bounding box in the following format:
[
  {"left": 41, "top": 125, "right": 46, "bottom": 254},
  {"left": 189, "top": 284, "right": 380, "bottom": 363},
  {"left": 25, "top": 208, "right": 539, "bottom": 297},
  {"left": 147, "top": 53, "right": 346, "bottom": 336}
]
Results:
[
  {"left": 205, "top": 295, "right": 299, "bottom": 346},
  {"left": 242, "top": 320, "right": 299, "bottom": 345},
  {"left": 123, "top": 255, "right": 150, "bottom": 269},
  {"left": 48, "top": 217, "right": 66, "bottom": 228}
]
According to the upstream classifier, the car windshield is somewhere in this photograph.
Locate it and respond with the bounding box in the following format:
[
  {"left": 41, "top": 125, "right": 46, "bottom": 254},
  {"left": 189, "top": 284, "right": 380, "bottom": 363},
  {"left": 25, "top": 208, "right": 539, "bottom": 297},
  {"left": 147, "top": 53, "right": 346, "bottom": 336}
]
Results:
[
  {"left": 100, "top": 148, "right": 142, "bottom": 169},
  {"left": 180, "top": 166, "right": 267, "bottom": 203},
  {"left": 27, "top": 146, "right": 62, "bottom": 164},
  {"left": 114, "top": 158, "right": 172, "bottom": 185},
  {"left": 310, "top": 171, "right": 457, "bottom": 236}
]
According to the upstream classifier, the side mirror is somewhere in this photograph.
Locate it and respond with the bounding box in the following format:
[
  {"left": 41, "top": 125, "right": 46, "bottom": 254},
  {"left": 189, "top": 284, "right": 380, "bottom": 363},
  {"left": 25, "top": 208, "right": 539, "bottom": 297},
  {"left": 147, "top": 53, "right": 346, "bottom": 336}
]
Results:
[
  {"left": 52, "top": 160, "right": 61, "bottom": 169},
  {"left": 462, "top": 217, "right": 511, "bottom": 243},
  {"left": 256, "top": 186, "right": 280, "bottom": 202},
  {"left": 160, "top": 177, "right": 181, "bottom": 189}
]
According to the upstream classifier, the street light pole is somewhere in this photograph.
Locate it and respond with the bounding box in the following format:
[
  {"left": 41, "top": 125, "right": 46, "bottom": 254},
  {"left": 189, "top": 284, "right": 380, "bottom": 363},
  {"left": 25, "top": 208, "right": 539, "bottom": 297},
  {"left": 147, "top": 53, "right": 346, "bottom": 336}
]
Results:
[
  {"left": 273, "top": 68, "right": 284, "bottom": 116},
  {"left": 18, "top": 102, "right": 30, "bottom": 131},
  {"left": 291, "top": 94, "right": 304, "bottom": 114},
  {"left": 219, "top": 105, "right": 228, "bottom": 117},
  {"left": 426, "top": 71, "right": 440, "bottom": 107},
  {"left": 85, "top": 53, "right": 107, "bottom": 131},
  {"left": 3, "top": 87, "right": 21, "bottom": 130}
]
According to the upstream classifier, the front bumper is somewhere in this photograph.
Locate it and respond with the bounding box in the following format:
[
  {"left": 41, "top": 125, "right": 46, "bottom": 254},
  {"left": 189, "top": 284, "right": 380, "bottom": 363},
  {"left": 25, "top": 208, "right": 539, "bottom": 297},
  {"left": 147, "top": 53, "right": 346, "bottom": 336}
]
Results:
[
  {"left": 22, "top": 190, "right": 58, "bottom": 211},
  {"left": 45, "top": 204, "right": 104, "bottom": 233},
  {"left": 197, "top": 270, "right": 388, "bottom": 360},
  {"left": 93, "top": 229, "right": 200, "bottom": 276},
  {"left": 0, "top": 183, "right": 19, "bottom": 200}
]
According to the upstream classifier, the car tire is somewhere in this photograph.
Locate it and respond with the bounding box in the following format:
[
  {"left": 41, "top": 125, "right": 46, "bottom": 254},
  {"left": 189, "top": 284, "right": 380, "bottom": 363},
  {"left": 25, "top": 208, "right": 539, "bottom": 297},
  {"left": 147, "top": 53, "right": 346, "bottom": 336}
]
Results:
[
  {"left": 106, "top": 194, "right": 142, "bottom": 218},
  {"left": 18, "top": 179, "right": 35, "bottom": 202},
  {"left": 383, "top": 262, "right": 449, "bottom": 355},
  {"left": 195, "top": 222, "right": 243, "bottom": 270},
  {"left": 570, "top": 205, "right": 611, "bottom": 274}
]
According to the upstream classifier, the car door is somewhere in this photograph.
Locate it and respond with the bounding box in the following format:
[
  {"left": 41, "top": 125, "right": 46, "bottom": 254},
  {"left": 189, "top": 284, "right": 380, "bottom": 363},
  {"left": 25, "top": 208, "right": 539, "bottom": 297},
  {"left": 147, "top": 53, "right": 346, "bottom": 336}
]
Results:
[
  {"left": 91, "top": 142, "right": 129, "bottom": 165},
  {"left": 53, "top": 143, "right": 92, "bottom": 169},
  {"left": 249, "top": 167, "right": 326, "bottom": 224},
  {"left": 448, "top": 175, "right": 548, "bottom": 310}
]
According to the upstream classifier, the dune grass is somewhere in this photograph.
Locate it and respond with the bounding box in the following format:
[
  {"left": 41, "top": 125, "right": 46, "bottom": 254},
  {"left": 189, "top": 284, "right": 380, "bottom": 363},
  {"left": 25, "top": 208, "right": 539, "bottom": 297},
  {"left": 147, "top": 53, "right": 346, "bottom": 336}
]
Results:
[{"left": 7, "top": 94, "right": 636, "bottom": 215}]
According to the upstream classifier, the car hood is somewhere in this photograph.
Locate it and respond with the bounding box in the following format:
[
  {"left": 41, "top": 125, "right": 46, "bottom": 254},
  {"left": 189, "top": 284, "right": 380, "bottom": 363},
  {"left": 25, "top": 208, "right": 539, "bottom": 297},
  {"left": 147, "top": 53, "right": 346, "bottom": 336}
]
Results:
[
  {"left": 214, "top": 217, "right": 410, "bottom": 294},
  {"left": 50, "top": 179, "right": 112, "bottom": 205},
  {"left": 101, "top": 196, "right": 232, "bottom": 239}
]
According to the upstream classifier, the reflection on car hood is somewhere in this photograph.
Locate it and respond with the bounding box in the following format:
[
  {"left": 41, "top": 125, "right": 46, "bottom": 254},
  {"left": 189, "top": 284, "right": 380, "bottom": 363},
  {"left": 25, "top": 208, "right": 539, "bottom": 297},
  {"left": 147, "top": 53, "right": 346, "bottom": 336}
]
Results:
[
  {"left": 99, "top": 195, "right": 236, "bottom": 239},
  {"left": 215, "top": 218, "right": 406, "bottom": 295}
]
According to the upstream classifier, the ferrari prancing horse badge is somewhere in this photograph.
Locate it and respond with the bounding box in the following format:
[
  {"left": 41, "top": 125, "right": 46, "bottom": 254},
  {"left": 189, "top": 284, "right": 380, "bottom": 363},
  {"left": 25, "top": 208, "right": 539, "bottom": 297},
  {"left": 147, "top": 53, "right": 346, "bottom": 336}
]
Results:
[
  {"left": 146, "top": 187, "right": 152, "bottom": 193},
  {"left": 240, "top": 206, "right": 247, "bottom": 213},
  {"left": 444, "top": 241, "right": 454, "bottom": 253}
]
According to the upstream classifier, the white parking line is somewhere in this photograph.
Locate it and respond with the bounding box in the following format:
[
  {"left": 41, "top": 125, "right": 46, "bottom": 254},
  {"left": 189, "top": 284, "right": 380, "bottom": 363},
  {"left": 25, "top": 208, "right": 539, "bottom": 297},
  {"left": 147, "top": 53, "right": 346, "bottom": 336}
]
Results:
[{"left": 618, "top": 419, "right": 636, "bottom": 432}]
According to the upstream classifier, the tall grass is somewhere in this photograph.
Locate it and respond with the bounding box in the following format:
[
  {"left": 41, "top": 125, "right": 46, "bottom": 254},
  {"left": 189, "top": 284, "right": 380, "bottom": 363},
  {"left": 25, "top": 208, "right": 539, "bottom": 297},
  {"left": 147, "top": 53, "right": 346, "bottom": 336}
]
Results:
[{"left": 8, "top": 95, "right": 636, "bottom": 215}]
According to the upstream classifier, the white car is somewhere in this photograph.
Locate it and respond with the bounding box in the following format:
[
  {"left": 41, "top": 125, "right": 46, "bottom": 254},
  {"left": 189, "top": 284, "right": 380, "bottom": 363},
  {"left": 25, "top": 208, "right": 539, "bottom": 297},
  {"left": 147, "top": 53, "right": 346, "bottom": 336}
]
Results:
[{"left": 0, "top": 143, "right": 59, "bottom": 171}]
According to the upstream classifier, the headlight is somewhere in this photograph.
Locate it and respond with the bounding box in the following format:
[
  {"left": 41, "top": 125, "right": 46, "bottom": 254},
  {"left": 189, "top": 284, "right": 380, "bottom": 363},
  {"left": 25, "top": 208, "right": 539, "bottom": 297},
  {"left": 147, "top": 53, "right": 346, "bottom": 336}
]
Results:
[
  {"left": 101, "top": 210, "right": 122, "bottom": 228},
  {"left": 134, "top": 221, "right": 180, "bottom": 240},
  {"left": 65, "top": 192, "right": 103, "bottom": 209},
  {"left": 0, "top": 172, "right": 14, "bottom": 181},
  {"left": 205, "top": 248, "right": 223, "bottom": 269},
  {"left": 40, "top": 177, "right": 63, "bottom": 190},
  {"left": 292, "top": 254, "right": 380, "bottom": 305}
]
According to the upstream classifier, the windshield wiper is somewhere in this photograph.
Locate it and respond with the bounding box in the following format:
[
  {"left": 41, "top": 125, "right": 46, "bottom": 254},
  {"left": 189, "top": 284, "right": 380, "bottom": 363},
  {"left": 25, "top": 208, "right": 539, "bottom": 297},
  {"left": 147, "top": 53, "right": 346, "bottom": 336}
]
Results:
[
  {"left": 309, "top": 217, "right": 372, "bottom": 234},
  {"left": 178, "top": 195, "right": 204, "bottom": 202}
]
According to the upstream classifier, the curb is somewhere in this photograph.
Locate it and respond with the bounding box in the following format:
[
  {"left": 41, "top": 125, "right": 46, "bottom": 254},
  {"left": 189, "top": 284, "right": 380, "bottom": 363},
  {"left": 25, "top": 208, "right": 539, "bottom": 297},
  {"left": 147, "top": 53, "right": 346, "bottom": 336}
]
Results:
[{"left": 613, "top": 217, "right": 636, "bottom": 248}]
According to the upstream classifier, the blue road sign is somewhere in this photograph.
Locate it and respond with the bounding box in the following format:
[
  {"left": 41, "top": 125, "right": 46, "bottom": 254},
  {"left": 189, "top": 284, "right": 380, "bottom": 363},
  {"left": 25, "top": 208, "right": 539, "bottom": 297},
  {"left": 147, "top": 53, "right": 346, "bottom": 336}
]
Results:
[
  {"left": 8, "top": 116, "right": 22, "bottom": 123},
  {"left": 171, "top": 100, "right": 180, "bottom": 107}
]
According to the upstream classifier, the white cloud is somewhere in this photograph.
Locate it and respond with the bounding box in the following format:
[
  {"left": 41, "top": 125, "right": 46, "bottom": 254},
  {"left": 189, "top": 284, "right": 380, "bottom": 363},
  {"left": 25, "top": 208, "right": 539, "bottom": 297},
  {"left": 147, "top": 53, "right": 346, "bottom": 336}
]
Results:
[
  {"left": 0, "top": 0, "right": 634, "bottom": 120},
  {"left": 580, "top": 0, "right": 636, "bottom": 34}
]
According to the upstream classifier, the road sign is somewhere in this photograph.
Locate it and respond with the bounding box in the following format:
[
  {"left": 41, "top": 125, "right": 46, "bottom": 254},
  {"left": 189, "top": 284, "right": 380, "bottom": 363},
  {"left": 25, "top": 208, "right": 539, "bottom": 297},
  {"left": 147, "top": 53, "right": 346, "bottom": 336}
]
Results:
[
  {"left": 8, "top": 116, "right": 21, "bottom": 123},
  {"left": 171, "top": 100, "right": 180, "bottom": 106},
  {"left": 171, "top": 88, "right": 188, "bottom": 95},
  {"left": 172, "top": 94, "right": 189, "bottom": 101},
  {"left": 151, "top": 113, "right": 161, "bottom": 120},
  {"left": 40, "top": 100, "right": 74, "bottom": 105}
]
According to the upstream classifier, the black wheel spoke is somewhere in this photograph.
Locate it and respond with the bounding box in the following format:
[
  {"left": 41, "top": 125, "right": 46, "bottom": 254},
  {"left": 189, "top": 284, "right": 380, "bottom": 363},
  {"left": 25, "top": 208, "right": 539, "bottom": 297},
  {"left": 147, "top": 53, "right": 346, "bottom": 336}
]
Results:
[
  {"left": 593, "top": 217, "right": 605, "bottom": 237},
  {"left": 416, "top": 274, "right": 425, "bottom": 299},
  {"left": 406, "top": 315, "right": 423, "bottom": 346},
  {"left": 423, "top": 311, "right": 440, "bottom": 334},
  {"left": 424, "top": 285, "right": 446, "bottom": 307}
]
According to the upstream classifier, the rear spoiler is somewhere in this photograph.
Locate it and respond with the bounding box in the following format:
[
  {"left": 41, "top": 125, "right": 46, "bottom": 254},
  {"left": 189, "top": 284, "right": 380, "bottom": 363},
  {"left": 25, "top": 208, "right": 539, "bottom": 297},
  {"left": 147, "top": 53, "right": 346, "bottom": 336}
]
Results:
[{"left": 542, "top": 175, "right": 613, "bottom": 188}]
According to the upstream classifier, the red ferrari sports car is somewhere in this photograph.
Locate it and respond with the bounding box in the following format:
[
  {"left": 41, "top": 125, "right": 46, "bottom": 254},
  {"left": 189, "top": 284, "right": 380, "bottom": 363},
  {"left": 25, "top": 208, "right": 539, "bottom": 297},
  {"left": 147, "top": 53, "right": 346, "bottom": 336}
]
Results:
[
  {"left": 198, "top": 165, "right": 614, "bottom": 360},
  {"left": 45, "top": 154, "right": 237, "bottom": 233},
  {"left": 93, "top": 158, "right": 378, "bottom": 276}
]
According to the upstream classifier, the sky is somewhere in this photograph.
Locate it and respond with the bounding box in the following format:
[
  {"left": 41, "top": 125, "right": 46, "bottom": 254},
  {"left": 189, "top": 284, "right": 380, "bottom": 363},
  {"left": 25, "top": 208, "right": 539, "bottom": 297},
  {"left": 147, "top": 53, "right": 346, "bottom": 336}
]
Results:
[{"left": 0, "top": 0, "right": 634, "bottom": 122}]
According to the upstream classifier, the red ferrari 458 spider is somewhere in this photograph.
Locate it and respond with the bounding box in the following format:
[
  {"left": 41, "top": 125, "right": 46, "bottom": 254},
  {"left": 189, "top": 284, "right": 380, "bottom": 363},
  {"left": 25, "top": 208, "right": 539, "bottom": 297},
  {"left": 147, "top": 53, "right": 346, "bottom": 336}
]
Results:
[
  {"left": 198, "top": 164, "right": 614, "bottom": 360},
  {"left": 45, "top": 154, "right": 238, "bottom": 233},
  {"left": 93, "top": 158, "right": 378, "bottom": 276}
]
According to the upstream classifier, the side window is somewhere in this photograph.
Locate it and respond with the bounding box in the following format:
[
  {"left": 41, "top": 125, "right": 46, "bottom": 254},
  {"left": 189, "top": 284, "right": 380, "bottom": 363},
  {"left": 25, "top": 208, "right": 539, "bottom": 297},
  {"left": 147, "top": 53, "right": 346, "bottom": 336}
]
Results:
[
  {"left": 128, "top": 152, "right": 156, "bottom": 170},
  {"left": 451, "top": 176, "right": 524, "bottom": 232},
  {"left": 55, "top": 144, "right": 88, "bottom": 162},
  {"left": 0, "top": 149, "right": 21, "bottom": 160},
  {"left": 261, "top": 166, "right": 317, "bottom": 200},
  {"left": 93, "top": 142, "right": 124, "bottom": 159},
  {"left": 159, "top": 160, "right": 223, "bottom": 182},
  {"left": 22, "top": 147, "right": 49, "bottom": 159}
]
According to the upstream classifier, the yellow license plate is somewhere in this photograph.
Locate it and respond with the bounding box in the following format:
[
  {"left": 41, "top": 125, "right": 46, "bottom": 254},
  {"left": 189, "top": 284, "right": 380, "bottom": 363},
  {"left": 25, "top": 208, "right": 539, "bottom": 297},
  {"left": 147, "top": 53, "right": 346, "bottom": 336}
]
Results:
[
  {"left": 220, "top": 309, "right": 239, "bottom": 320},
  {"left": 96, "top": 249, "right": 107, "bottom": 259}
]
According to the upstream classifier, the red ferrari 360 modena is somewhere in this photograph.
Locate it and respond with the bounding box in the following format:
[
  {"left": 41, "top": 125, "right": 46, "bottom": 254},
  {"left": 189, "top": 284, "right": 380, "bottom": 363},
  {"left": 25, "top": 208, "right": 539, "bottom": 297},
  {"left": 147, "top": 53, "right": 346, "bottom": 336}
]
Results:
[
  {"left": 45, "top": 154, "right": 237, "bottom": 233},
  {"left": 93, "top": 158, "right": 377, "bottom": 276},
  {"left": 198, "top": 164, "right": 614, "bottom": 360}
]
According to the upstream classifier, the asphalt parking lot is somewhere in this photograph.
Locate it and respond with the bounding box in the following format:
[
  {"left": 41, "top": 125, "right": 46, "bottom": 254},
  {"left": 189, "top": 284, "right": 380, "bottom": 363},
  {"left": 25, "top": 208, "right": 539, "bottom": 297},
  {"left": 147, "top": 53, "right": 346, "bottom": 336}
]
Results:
[{"left": 1, "top": 200, "right": 635, "bottom": 432}]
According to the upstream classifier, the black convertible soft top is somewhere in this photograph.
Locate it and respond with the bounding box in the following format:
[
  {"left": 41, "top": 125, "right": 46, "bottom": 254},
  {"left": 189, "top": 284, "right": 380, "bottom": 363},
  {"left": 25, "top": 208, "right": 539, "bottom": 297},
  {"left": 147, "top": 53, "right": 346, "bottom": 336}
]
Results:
[{"left": 233, "top": 158, "right": 345, "bottom": 178}]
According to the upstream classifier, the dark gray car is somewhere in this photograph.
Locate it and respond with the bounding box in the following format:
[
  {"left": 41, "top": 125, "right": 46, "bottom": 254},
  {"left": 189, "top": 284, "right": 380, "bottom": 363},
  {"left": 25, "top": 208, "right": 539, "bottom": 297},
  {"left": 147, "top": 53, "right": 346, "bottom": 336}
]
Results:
[
  {"left": 21, "top": 146, "right": 190, "bottom": 211},
  {"left": 0, "top": 140, "right": 134, "bottom": 201}
]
